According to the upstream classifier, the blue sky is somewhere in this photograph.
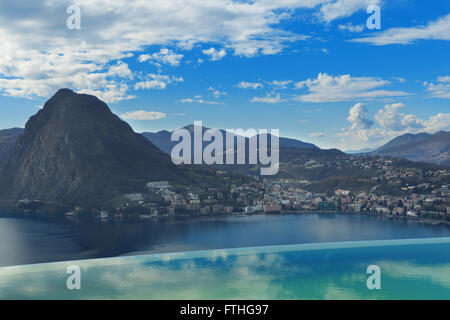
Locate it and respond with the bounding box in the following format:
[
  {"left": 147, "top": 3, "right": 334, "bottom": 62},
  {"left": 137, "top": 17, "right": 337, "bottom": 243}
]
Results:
[{"left": 0, "top": 0, "right": 449, "bottom": 150}]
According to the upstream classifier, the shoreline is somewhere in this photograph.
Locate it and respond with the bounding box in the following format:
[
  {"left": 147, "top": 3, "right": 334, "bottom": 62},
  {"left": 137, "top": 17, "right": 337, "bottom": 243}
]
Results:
[{"left": 1, "top": 208, "right": 449, "bottom": 228}]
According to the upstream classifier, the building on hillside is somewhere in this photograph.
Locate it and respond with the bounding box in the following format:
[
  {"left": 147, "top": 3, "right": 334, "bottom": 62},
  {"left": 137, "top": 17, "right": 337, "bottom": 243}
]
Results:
[{"left": 147, "top": 181, "right": 170, "bottom": 189}]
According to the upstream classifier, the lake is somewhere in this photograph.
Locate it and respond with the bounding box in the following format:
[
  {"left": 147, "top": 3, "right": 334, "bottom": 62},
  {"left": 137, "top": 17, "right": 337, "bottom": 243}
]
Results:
[{"left": 1, "top": 213, "right": 450, "bottom": 267}]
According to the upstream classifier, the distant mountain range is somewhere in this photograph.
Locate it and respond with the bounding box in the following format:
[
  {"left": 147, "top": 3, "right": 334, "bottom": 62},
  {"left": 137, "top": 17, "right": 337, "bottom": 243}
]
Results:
[
  {"left": 142, "top": 127, "right": 389, "bottom": 183},
  {"left": 142, "top": 126, "right": 318, "bottom": 156},
  {"left": 367, "top": 131, "right": 450, "bottom": 166},
  {"left": 5, "top": 119, "right": 448, "bottom": 170},
  {"left": 0, "top": 89, "right": 188, "bottom": 211},
  {"left": 144, "top": 127, "right": 450, "bottom": 167},
  {"left": 141, "top": 125, "right": 349, "bottom": 178}
]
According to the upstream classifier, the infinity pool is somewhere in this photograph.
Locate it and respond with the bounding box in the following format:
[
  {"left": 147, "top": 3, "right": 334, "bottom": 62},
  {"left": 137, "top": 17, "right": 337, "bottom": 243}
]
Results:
[{"left": 1, "top": 237, "right": 449, "bottom": 299}]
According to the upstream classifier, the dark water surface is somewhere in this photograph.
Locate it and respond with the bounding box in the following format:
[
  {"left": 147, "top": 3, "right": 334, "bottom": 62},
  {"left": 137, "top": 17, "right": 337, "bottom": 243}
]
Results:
[{"left": 1, "top": 213, "right": 450, "bottom": 267}]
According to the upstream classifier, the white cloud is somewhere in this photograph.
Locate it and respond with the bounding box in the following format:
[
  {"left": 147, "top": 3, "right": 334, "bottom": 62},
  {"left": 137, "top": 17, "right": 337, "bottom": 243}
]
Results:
[
  {"left": 202, "top": 48, "right": 227, "bottom": 61},
  {"left": 134, "top": 74, "right": 183, "bottom": 90},
  {"left": 294, "top": 73, "right": 410, "bottom": 103},
  {"left": 423, "top": 113, "right": 450, "bottom": 133},
  {"left": 251, "top": 94, "right": 286, "bottom": 104},
  {"left": 121, "top": 110, "right": 166, "bottom": 120},
  {"left": 0, "top": 56, "right": 135, "bottom": 102},
  {"left": 426, "top": 76, "right": 450, "bottom": 99},
  {"left": 338, "top": 22, "right": 364, "bottom": 33},
  {"left": 0, "top": 1, "right": 426, "bottom": 102},
  {"left": 337, "top": 102, "right": 450, "bottom": 149},
  {"left": 134, "top": 80, "right": 167, "bottom": 90},
  {"left": 138, "top": 48, "right": 183, "bottom": 66},
  {"left": 352, "top": 13, "right": 450, "bottom": 45},
  {"left": 348, "top": 103, "right": 373, "bottom": 130},
  {"left": 391, "top": 77, "right": 407, "bottom": 83},
  {"left": 438, "top": 76, "right": 450, "bottom": 82},
  {"left": 179, "top": 96, "right": 220, "bottom": 104},
  {"left": 374, "top": 103, "right": 423, "bottom": 131},
  {"left": 78, "top": 83, "right": 136, "bottom": 104},
  {"left": 271, "top": 80, "right": 293, "bottom": 88},
  {"left": 0, "top": 0, "right": 320, "bottom": 101},
  {"left": 318, "top": 0, "right": 381, "bottom": 23},
  {"left": 208, "top": 87, "right": 227, "bottom": 98},
  {"left": 237, "top": 82, "right": 264, "bottom": 89},
  {"left": 309, "top": 132, "right": 325, "bottom": 138}
]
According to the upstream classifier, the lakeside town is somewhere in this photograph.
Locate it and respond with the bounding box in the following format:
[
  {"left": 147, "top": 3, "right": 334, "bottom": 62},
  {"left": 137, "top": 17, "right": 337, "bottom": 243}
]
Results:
[
  {"left": 9, "top": 154, "right": 449, "bottom": 224},
  {"left": 97, "top": 156, "right": 450, "bottom": 223}
]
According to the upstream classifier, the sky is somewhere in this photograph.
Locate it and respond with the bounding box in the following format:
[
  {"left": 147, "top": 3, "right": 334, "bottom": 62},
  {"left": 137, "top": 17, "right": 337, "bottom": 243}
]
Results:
[{"left": 0, "top": 0, "right": 449, "bottom": 151}]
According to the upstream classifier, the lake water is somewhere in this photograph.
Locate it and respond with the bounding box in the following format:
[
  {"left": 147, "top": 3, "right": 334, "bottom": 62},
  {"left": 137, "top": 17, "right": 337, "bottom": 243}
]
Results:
[{"left": 1, "top": 213, "right": 450, "bottom": 267}]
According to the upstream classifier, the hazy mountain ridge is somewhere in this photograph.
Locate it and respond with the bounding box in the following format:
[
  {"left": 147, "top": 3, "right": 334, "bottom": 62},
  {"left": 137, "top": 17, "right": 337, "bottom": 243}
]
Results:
[
  {"left": 143, "top": 125, "right": 340, "bottom": 177},
  {"left": 376, "top": 132, "right": 432, "bottom": 152},
  {"left": 141, "top": 125, "right": 440, "bottom": 187},
  {"left": 142, "top": 126, "right": 319, "bottom": 156},
  {"left": 369, "top": 131, "right": 450, "bottom": 166}
]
